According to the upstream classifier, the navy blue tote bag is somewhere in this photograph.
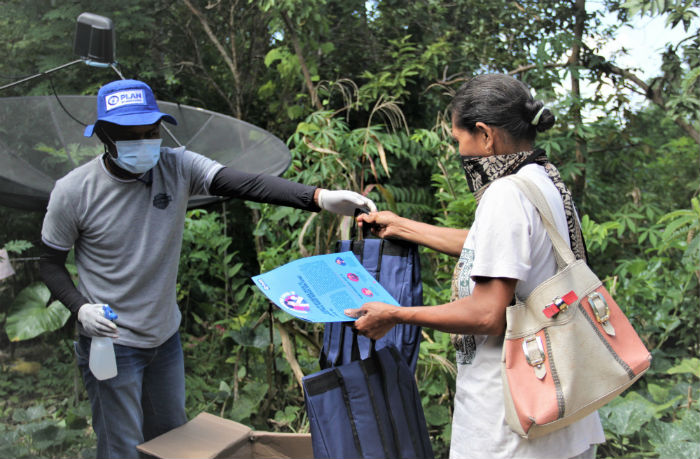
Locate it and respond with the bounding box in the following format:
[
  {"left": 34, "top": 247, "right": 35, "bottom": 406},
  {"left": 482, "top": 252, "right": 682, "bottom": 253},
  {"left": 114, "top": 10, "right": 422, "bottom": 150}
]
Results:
[
  {"left": 305, "top": 227, "right": 432, "bottom": 458},
  {"left": 320, "top": 235, "right": 423, "bottom": 373},
  {"left": 303, "top": 342, "right": 434, "bottom": 459}
]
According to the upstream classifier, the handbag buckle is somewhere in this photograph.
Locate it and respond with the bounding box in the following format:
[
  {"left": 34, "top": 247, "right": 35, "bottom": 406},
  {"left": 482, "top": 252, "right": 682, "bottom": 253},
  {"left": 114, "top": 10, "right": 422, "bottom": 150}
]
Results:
[
  {"left": 543, "top": 297, "right": 565, "bottom": 318},
  {"left": 553, "top": 296, "right": 566, "bottom": 311},
  {"left": 589, "top": 292, "right": 609, "bottom": 322},
  {"left": 542, "top": 291, "right": 579, "bottom": 319},
  {"left": 588, "top": 291, "right": 616, "bottom": 336},
  {"left": 522, "top": 335, "right": 547, "bottom": 379}
]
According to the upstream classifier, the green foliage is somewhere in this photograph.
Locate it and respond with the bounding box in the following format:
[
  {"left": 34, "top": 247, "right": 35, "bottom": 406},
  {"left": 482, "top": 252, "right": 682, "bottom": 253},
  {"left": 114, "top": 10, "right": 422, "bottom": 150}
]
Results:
[
  {"left": 2, "top": 240, "right": 33, "bottom": 255},
  {"left": 177, "top": 207, "right": 313, "bottom": 433},
  {"left": 417, "top": 331, "right": 456, "bottom": 456},
  {"left": 580, "top": 215, "right": 623, "bottom": 253},
  {"left": 623, "top": 0, "right": 699, "bottom": 30},
  {"left": 0, "top": 403, "right": 92, "bottom": 459},
  {"left": 178, "top": 208, "right": 255, "bottom": 329},
  {"left": 358, "top": 35, "right": 449, "bottom": 107},
  {"left": 0, "top": 341, "right": 94, "bottom": 459},
  {"left": 599, "top": 356, "right": 700, "bottom": 458},
  {"left": 5, "top": 283, "right": 70, "bottom": 342}
]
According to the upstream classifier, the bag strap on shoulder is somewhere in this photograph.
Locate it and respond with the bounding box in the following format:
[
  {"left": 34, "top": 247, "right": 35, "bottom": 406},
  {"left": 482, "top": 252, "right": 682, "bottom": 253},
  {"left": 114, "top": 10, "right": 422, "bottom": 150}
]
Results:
[{"left": 503, "top": 175, "right": 576, "bottom": 268}]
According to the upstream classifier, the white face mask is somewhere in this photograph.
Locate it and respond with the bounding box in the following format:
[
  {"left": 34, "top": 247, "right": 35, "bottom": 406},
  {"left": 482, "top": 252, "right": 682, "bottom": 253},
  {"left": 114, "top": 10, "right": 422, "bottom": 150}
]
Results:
[{"left": 112, "top": 139, "right": 163, "bottom": 174}]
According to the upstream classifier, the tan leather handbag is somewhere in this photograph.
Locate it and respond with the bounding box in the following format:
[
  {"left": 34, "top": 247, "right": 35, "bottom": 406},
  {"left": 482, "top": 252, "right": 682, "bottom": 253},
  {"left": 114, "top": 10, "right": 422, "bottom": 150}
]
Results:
[{"left": 501, "top": 175, "right": 652, "bottom": 439}]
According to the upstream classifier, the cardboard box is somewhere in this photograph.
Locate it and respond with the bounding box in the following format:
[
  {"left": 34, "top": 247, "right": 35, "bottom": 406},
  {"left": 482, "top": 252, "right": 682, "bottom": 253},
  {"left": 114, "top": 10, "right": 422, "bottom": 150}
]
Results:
[{"left": 137, "top": 412, "right": 313, "bottom": 459}]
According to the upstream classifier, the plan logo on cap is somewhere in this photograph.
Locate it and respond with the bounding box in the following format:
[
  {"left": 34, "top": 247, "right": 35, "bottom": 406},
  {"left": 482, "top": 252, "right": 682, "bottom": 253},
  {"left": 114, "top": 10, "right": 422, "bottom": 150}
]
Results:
[
  {"left": 105, "top": 89, "right": 146, "bottom": 111},
  {"left": 83, "top": 79, "right": 177, "bottom": 137}
]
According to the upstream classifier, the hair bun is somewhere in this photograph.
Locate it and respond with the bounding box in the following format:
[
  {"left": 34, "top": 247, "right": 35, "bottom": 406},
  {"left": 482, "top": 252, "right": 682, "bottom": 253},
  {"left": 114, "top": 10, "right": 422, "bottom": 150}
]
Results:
[
  {"left": 534, "top": 107, "right": 555, "bottom": 132},
  {"left": 526, "top": 100, "right": 555, "bottom": 132}
]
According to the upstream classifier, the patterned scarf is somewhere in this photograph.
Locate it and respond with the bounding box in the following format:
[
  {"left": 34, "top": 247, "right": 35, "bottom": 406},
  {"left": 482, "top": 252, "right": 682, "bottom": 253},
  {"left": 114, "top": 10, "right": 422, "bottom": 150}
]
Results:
[{"left": 461, "top": 148, "right": 587, "bottom": 261}]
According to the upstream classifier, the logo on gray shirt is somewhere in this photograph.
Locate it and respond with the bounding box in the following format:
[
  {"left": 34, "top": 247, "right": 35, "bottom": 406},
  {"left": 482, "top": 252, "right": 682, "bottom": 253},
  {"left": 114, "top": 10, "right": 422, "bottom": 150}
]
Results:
[{"left": 153, "top": 193, "right": 172, "bottom": 209}]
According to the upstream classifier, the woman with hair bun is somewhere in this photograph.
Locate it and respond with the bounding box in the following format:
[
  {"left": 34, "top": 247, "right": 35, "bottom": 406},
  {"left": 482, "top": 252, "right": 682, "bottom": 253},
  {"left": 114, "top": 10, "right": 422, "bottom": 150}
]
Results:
[{"left": 345, "top": 74, "right": 604, "bottom": 458}]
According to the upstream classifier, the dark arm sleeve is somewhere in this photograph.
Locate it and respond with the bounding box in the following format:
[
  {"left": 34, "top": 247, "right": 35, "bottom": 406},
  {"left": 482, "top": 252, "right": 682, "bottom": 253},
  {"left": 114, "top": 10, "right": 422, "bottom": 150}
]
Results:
[
  {"left": 209, "top": 167, "right": 321, "bottom": 212},
  {"left": 39, "top": 242, "right": 88, "bottom": 316}
]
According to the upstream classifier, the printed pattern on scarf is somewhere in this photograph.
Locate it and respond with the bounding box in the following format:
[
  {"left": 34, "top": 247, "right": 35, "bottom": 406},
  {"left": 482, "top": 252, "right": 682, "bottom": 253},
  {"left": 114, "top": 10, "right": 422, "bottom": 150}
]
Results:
[
  {"left": 450, "top": 247, "right": 480, "bottom": 365},
  {"left": 454, "top": 335, "right": 478, "bottom": 365}
]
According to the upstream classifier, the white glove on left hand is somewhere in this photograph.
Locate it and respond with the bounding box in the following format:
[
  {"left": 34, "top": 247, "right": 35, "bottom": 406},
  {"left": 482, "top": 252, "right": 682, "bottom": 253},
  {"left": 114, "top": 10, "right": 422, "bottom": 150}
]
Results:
[
  {"left": 77, "top": 304, "right": 119, "bottom": 338},
  {"left": 317, "top": 189, "right": 377, "bottom": 216}
]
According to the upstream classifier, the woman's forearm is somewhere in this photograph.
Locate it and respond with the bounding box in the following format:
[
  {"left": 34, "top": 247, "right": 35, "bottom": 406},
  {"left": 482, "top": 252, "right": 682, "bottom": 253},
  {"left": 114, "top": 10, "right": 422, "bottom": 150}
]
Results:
[
  {"left": 350, "top": 277, "right": 516, "bottom": 338},
  {"left": 391, "top": 217, "right": 468, "bottom": 257}
]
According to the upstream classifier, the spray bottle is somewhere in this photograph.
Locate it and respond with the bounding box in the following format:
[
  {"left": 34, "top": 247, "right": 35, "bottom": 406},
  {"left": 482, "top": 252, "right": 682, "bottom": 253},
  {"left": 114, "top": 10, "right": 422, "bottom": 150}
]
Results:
[{"left": 89, "top": 305, "right": 118, "bottom": 380}]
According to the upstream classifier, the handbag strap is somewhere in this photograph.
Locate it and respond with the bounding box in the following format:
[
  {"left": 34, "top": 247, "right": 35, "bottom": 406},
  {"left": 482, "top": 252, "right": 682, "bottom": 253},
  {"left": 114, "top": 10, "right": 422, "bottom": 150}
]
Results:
[{"left": 503, "top": 175, "right": 577, "bottom": 268}]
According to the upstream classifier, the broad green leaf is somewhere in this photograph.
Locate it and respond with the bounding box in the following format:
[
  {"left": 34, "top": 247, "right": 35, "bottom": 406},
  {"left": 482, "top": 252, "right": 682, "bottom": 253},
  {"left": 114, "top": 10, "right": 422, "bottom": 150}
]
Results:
[
  {"left": 229, "top": 382, "right": 269, "bottom": 423},
  {"left": 646, "top": 418, "right": 689, "bottom": 447},
  {"left": 3, "top": 239, "right": 33, "bottom": 254},
  {"left": 423, "top": 404, "right": 450, "bottom": 426},
  {"left": 599, "top": 392, "right": 655, "bottom": 436},
  {"left": 234, "top": 286, "right": 250, "bottom": 303},
  {"left": 679, "top": 408, "right": 700, "bottom": 438},
  {"left": 227, "top": 262, "right": 243, "bottom": 278},
  {"left": 263, "top": 47, "right": 285, "bottom": 67},
  {"left": 287, "top": 105, "right": 305, "bottom": 120},
  {"left": 647, "top": 383, "right": 669, "bottom": 403},
  {"left": 218, "top": 380, "right": 231, "bottom": 396},
  {"left": 29, "top": 422, "right": 61, "bottom": 451},
  {"left": 229, "top": 396, "right": 255, "bottom": 422},
  {"left": 12, "top": 405, "right": 48, "bottom": 423},
  {"left": 227, "top": 326, "right": 270, "bottom": 349},
  {"left": 655, "top": 441, "right": 700, "bottom": 459},
  {"left": 273, "top": 405, "right": 299, "bottom": 425},
  {"left": 5, "top": 283, "right": 70, "bottom": 341},
  {"left": 668, "top": 358, "right": 700, "bottom": 379},
  {"left": 681, "top": 67, "right": 700, "bottom": 94},
  {"left": 0, "top": 429, "right": 26, "bottom": 458}
]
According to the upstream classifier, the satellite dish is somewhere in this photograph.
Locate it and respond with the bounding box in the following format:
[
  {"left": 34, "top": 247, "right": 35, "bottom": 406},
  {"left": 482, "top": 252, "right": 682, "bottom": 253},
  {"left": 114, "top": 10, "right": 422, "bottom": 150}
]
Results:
[{"left": 0, "top": 95, "right": 292, "bottom": 211}]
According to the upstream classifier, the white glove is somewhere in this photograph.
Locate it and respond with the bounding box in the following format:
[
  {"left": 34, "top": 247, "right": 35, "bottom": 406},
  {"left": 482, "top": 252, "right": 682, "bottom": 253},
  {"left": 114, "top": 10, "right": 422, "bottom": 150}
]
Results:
[
  {"left": 317, "top": 189, "right": 377, "bottom": 216},
  {"left": 78, "top": 304, "right": 119, "bottom": 338}
]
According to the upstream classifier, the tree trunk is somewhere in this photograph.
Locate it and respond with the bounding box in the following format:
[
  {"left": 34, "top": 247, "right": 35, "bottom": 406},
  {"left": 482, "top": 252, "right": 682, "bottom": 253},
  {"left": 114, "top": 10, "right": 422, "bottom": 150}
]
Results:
[
  {"left": 181, "top": 0, "right": 243, "bottom": 118},
  {"left": 569, "top": 0, "right": 587, "bottom": 206},
  {"left": 280, "top": 11, "right": 323, "bottom": 110}
]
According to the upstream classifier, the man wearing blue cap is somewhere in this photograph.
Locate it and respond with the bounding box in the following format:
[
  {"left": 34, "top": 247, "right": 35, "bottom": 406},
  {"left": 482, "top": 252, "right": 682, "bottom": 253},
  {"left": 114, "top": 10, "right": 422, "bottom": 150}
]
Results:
[{"left": 38, "top": 79, "right": 376, "bottom": 458}]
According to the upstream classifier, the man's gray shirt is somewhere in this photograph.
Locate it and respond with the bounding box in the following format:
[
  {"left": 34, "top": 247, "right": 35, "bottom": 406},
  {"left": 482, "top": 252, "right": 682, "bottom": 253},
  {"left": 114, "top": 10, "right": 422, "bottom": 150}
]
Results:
[{"left": 41, "top": 147, "right": 223, "bottom": 347}]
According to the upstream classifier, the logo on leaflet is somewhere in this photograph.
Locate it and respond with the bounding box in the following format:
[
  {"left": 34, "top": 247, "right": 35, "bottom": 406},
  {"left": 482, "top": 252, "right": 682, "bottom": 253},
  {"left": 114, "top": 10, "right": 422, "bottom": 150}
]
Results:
[
  {"left": 280, "top": 291, "right": 310, "bottom": 313},
  {"left": 105, "top": 89, "right": 146, "bottom": 111},
  {"left": 256, "top": 278, "right": 270, "bottom": 291}
]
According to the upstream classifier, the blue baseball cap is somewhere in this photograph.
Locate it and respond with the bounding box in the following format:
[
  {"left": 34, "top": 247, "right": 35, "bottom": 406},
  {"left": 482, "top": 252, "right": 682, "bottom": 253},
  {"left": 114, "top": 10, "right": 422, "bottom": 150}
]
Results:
[{"left": 84, "top": 79, "right": 177, "bottom": 137}]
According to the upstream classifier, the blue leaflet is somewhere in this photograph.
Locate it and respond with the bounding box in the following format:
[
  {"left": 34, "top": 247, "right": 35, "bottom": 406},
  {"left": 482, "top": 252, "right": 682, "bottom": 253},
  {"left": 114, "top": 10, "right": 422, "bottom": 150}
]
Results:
[{"left": 252, "top": 251, "right": 399, "bottom": 323}]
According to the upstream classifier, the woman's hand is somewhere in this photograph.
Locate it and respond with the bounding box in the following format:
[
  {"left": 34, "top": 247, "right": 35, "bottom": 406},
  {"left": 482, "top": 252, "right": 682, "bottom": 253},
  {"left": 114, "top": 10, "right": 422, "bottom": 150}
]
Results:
[
  {"left": 357, "top": 210, "right": 468, "bottom": 257},
  {"left": 345, "top": 302, "right": 400, "bottom": 340},
  {"left": 357, "top": 211, "right": 405, "bottom": 240}
]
